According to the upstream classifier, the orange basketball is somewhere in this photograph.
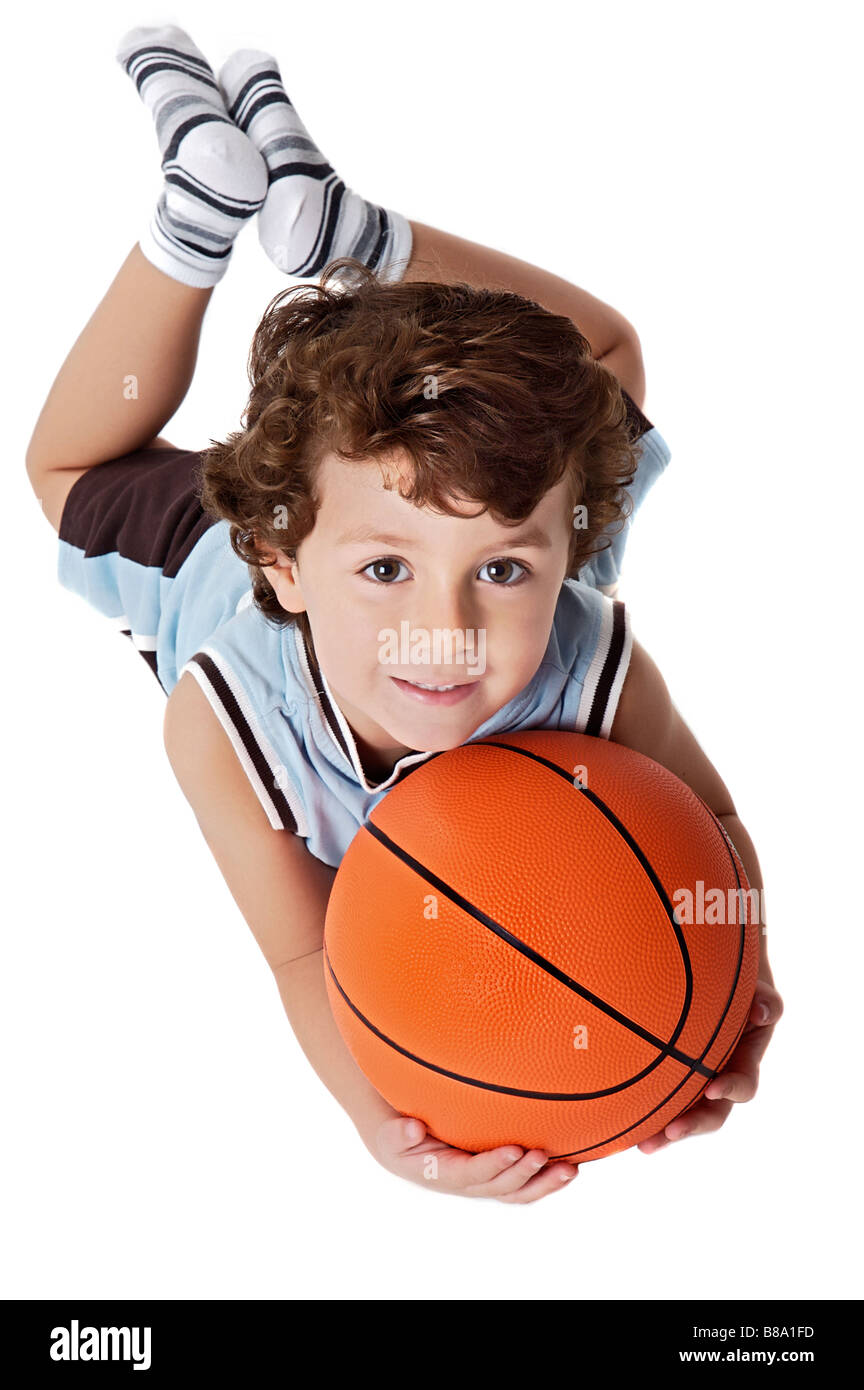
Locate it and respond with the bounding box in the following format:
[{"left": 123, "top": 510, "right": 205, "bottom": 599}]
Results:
[{"left": 323, "top": 731, "right": 760, "bottom": 1163}]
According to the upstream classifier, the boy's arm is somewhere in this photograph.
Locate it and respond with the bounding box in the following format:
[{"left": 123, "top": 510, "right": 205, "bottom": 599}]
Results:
[
  {"left": 26, "top": 243, "right": 212, "bottom": 531},
  {"left": 402, "top": 220, "right": 647, "bottom": 409},
  {"left": 164, "top": 672, "right": 584, "bottom": 1199},
  {"left": 609, "top": 637, "right": 769, "bottom": 972},
  {"left": 162, "top": 670, "right": 401, "bottom": 1156}
]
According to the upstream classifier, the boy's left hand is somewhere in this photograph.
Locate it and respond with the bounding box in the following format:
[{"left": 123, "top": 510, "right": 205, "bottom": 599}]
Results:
[{"left": 637, "top": 980, "right": 784, "bottom": 1155}]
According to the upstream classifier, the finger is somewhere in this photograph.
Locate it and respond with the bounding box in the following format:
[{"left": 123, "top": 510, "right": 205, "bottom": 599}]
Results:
[
  {"left": 493, "top": 1159, "right": 580, "bottom": 1204},
  {"left": 664, "top": 1098, "right": 733, "bottom": 1141},
  {"left": 469, "top": 1148, "right": 553, "bottom": 1194},
  {"left": 638, "top": 1132, "right": 673, "bottom": 1155},
  {"left": 639, "top": 1094, "right": 700, "bottom": 1151},
  {"left": 471, "top": 1149, "right": 577, "bottom": 1199},
  {"left": 738, "top": 1020, "right": 778, "bottom": 1070},
  {"left": 701, "top": 1003, "right": 780, "bottom": 1103},
  {"left": 704, "top": 1069, "right": 758, "bottom": 1103},
  {"left": 749, "top": 985, "right": 784, "bottom": 1028},
  {"left": 703, "top": 1025, "right": 771, "bottom": 1101},
  {"left": 639, "top": 1090, "right": 732, "bottom": 1151},
  {"left": 455, "top": 1145, "right": 534, "bottom": 1185},
  {"left": 376, "top": 1115, "right": 430, "bottom": 1158}
]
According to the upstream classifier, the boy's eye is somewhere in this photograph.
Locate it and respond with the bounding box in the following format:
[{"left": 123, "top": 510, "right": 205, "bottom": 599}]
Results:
[
  {"left": 478, "top": 558, "right": 528, "bottom": 585},
  {"left": 359, "top": 557, "right": 529, "bottom": 585},
  {"left": 362, "top": 558, "right": 410, "bottom": 584}
]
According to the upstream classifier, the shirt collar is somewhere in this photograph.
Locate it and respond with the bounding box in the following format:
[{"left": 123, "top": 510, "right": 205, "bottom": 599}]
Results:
[{"left": 291, "top": 623, "right": 436, "bottom": 791}]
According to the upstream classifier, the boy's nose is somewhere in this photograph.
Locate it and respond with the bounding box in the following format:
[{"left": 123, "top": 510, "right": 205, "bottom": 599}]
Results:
[{"left": 410, "top": 589, "right": 476, "bottom": 639}]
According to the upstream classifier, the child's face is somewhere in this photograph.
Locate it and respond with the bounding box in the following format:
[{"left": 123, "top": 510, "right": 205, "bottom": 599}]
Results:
[{"left": 262, "top": 449, "right": 573, "bottom": 777}]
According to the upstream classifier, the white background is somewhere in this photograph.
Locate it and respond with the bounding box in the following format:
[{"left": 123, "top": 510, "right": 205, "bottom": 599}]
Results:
[{"left": 5, "top": 0, "right": 861, "bottom": 1301}]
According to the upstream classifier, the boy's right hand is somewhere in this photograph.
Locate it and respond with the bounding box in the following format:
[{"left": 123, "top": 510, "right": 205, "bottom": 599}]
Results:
[{"left": 372, "top": 1116, "right": 579, "bottom": 1202}]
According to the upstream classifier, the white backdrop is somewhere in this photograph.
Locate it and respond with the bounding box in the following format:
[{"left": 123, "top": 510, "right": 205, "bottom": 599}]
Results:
[{"left": 5, "top": 0, "right": 861, "bottom": 1301}]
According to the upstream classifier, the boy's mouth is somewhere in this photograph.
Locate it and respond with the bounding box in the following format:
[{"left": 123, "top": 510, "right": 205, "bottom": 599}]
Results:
[{"left": 390, "top": 675, "right": 481, "bottom": 706}]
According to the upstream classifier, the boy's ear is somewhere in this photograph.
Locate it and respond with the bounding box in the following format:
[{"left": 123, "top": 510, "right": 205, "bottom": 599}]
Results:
[
  {"left": 262, "top": 547, "right": 296, "bottom": 574},
  {"left": 260, "top": 548, "right": 306, "bottom": 615}
]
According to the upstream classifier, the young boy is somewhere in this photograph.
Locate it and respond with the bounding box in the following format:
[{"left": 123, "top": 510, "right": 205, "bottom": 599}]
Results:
[{"left": 26, "top": 25, "right": 782, "bottom": 1203}]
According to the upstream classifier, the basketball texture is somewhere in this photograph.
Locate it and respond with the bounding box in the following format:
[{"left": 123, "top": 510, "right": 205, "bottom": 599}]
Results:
[{"left": 323, "top": 731, "right": 759, "bottom": 1162}]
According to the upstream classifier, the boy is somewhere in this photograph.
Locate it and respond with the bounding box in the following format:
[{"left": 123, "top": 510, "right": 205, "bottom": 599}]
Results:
[{"left": 26, "top": 25, "right": 782, "bottom": 1203}]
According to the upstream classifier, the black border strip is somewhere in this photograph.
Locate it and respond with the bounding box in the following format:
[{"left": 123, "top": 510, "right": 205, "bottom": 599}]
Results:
[
  {"left": 300, "top": 629, "right": 355, "bottom": 770},
  {"left": 584, "top": 598, "right": 627, "bottom": 737},
  {"left": 189, "top": 651, "right": 298, "bottom": 832}
]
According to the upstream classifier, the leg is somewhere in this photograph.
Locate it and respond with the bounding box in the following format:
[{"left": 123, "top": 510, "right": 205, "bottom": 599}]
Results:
[{"left": 26, "top": 244, "right": 213, "bottom": 530}]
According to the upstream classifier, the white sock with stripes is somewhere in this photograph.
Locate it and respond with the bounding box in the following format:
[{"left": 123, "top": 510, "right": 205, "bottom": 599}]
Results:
[
  {"left": 217, "top": 50, "right": 413, "bottom": 284},
  {"left": 116, "top": 25, "right": 269, "bottom": 288}
]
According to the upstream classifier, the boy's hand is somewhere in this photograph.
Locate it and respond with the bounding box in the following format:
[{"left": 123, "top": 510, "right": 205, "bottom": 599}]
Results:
[
  {"left": 372, "top": 1116, "right": 579, "bottom": 1202},
  {"left": 637, "top": 979, "right": 784, "bottom": 1155},
  {"left": 365, "top": 977, "right": 782, "bottom": 1183}
]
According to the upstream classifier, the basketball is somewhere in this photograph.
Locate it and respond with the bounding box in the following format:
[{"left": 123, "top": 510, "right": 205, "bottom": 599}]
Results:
[{"left": 323, "top": 730, "right": 760, "bottom": 1163}]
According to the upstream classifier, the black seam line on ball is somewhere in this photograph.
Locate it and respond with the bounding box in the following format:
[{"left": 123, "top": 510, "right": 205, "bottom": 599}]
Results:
[
  {"left": 555, "top": 999, "right": 753, "bottom": 1160},
  {"left": 369, "top": 737, "right": 703, "bottom": 1074},
  {"left": 361, "top": 818, "right": 712, "bottom": 1080},
  {"left": 547, "top": 793, "right": 755, "bottom": 1157},
  {"left": 682, "top": 794, "right": 751, "bottom": 1072},
  {"left": 352, "top": 747, "right": 747, "bottom": 1155},
  {"left": 486, "top": 742, "right": 752, "bottom": 1085},
  {"left": 324, "top": 943, "right": 712, "bottom": 1102},
  {"left": 553, "top": 983, "right": 751, "bottom": 1158},
  {"left": 555, "top": 1052, "right": 709, "bottom": 1157},
  {"left": 468, "top": 739, "right": 695, "bottom": 1053}
]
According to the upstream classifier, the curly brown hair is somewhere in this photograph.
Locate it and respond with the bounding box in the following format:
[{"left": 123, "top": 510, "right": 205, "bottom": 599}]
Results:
[{"left": 198, "top": 257, "right": 642, "bottom": 649}]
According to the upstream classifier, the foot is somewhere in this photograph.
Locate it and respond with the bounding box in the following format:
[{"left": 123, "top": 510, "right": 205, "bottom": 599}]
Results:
[
  {"left": 217, "top": 49, "right": 412, "bottom": 283},
  {"left": 116, "top": 25, "right": 269, "bottom": 286}
]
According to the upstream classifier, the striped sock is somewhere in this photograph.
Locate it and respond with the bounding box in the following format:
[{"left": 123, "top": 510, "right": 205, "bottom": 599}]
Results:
[
  {"left": 217, "top": 50, "right": 412, "bottom": 284},
  {"left": 116, "top": 25, "right": 269, "bottom": 288}
]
